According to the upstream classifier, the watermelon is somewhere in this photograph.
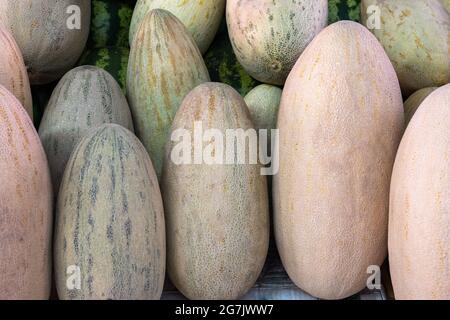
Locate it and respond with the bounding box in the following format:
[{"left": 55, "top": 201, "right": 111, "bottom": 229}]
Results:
[
  {"left": 87, "top": 0, "right": 136, "bottom": 49},
  {"left": 54, "top": 124, "right": 165, "bottom": 300},
  {"left": 328, "top": 0, "right": 361, "bottom": 24},
  {"left": 78, "top": 46, "right": 130, "bottom": 94},
  {"left": 204, "top": 21, "right": 260, "bottom": 96}
]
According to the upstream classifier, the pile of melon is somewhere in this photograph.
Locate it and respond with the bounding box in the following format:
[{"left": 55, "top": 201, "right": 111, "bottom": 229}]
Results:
[{"left": 0, "top": 0, "right": 448, "bottom": 300}]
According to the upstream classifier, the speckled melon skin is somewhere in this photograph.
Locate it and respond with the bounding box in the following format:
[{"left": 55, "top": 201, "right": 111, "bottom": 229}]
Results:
[
  {"left": 226, "top": 0, "right": 328, "bottom": 85},
  {"left": 162, "top": 83, "right": 269, "bottom": 300},
  {"left": 0, "top": 85, "right": 53, "bottom": 300},
  {"left": 244, "top": 84, "right": 282, "bottom": 133},
  {"left": 39, "top": 66, "right": 134, "bottom": 195},
  {"left": 129, "top": 0, "right": 225, "bottom": 54},
  {"left": 361, "top": 0, "right": 450, "bottom": 97},
  {"left": 0, "top": 26, "right": 32, "bottom": 118},
  {"left": 274, "top": 21, "right": 404, "bottom": 300},
  {"left": 55, "top": 124, "right": 166, "bottom": 300},
  {"left": 0, "top": 0, "right": 91, "bottom": 85},
  {"left": 127, "top": 9, "right": 210, "bottom": 179},
  {"left": 389, "top": 84, "right": 450, "bottom": 300},
  {"left": 404, "top": 87, "right": 437, "bottom": 125}
]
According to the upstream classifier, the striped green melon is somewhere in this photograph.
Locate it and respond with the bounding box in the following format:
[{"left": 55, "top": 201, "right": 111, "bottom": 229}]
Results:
[
  {"left": 162, "top": 83, "right": 269, "bottom": 300},
  {"left": 39, "top": 66, "right": 134, "bottom": 194},
  {"left": 328, "top": 0, "right": 361, "bottom": 24},
  {"left": 129, "top": 0, "right": 225, "bottom": 54},
  {"left": 87, "top": 0, "right": 134, "bottom": 49},
  {"left": 78, "top": 46, "right": 130, "bottom": 93},
  {"left": 55, "top": 124, "right": 165, "bottom": 300},
  {"left": 0, "top": 85, "right": 53, "bottom": 299},
  {"left": 404, "top": 87, "right": 437, "bottom": 125},
  {"left": 127, "top": 9, "right": 210, "bottom": 179},
  {"left": 204, "top": 21, "right": 259, "bottom": 96}
]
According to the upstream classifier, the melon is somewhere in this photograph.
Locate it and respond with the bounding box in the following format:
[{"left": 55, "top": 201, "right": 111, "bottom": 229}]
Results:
[
  {"left": 389, "top": 84, "right": 450, "bottom": 300},
  {"left": 0, "top": 0, "right": 91, "bottom": 85},
  {"left": 127, "top": 9, "right": 210, "bottom": 179},
  {"left": 129, "top": 0, "right": 225, "bottom": 54},
  {"left": 162, "top": 83, "right": 269, "bottom": 300},
  {"left": 55, "top": 124, "right": 165, "bottom": 300},
  {"left": 226, "top": 0, "right": 328, "bottom": 85},
  {"left": 39, "top": 66, "right": 134, "bottom": 194},
  {"left": 0, "top": 85, "right": 53, "bottom": 299},
  {"left": 274, "top": 21, "right": 404, "bottom": 299},
  {"left": 361, "top": 0, "right": 450, "bottom": 96},
  {"left": 404, "top": 87, "right": 437, "bottom": 125},
  {"left": 0, "top": 26, "right": 32, "bottom": 118},
  {"left": 441, "top": 0, "right": 450, "bottom": 12}
]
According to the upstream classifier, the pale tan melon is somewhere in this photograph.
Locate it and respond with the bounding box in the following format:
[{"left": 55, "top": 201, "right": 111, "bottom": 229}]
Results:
[
  {"left": 0, "top": 26, "right": 32, "bottom": 118},
  {"left": 162, "top": 83, "right": 269, "bottom": 300},
  {"left": 274, "top": 21, "right": 404, "bottom": 299},
  {"left": 389, "top": 84, "right": 450, "bottom": 300},
  {"left": 0, "top": 85, "right": 53, "bottom": 299}
]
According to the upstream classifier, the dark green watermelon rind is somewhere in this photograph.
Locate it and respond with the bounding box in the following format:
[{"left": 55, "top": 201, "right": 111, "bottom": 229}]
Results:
[{"left": 328, "top": 0, "right": 361, "bottom": 24}]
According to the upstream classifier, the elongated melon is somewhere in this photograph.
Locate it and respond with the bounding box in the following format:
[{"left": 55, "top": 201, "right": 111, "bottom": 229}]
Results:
[
  {"left": 0, "top": 0, "right": 91, "bottom": 84},
  {"left": 0, "top": 26, "right": 32, "bottom": 118},
  {"left": 162, "top": 83, "right": 269, "bottom": 300},
  {"left": 274, "top": 21, "right": 404, "bottom": 299},
  {"left": 389, "top": 84, "right": 450, "bottom": 300},
  {"left": 55, "top": 124, "right": 165, "bottom": 300},
  {"left": 226, "top": 0, "right": 328, "bottom": 85},
  {"left": 129, "top": 0, "right": 225, "bottom": 54},
  {"left": 39, "top": 66, "right": 134, "bottom": 194},
  {"left": 127, "top": 9, "right": 210, "bottom": 179},
  {"left": 0, "top": 85, "right": 53, "bottom": 299}
]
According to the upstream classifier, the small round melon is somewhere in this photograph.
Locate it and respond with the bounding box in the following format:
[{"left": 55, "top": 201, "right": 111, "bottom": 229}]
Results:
[
  {"left": 226, "top": 0, "right": 328, "bottom": 85},
  {"left": 404, "top": 87, "right": 437, "bottom": 125}
]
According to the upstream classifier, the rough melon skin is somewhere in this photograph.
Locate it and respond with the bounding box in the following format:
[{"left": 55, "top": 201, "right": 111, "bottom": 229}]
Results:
[
  {"left": 55, "top": 124, "right": 166, "bottom": 300},
  {"left": 0, "top": 0, "right": 91, "bottom": 85},
  {"left": 361, "top": 0, "right": 450, "bottom": 97},
  {"left": 129, "top": 0, "right": 225, "bottom": 54},
  {"left": 274, "top": 21, "right": 404, "bottom": 300},
  {"left": 226, "top": 0, "right": 328, "bottom": 85},
  {"left": 127, "top": 9, "right": 210, "bottom": 179},
  {"left": 404, "top": 87, "right": 437, "bottom": 125},
  {"left": 0, "top": 85, "right": 53, "bottom": 300},
  {"left": 389, "top": 84, "right": 450, "bottom": 300},
  {"left": 39, "top": 66, "right": 134, "bottom": 195},
  {"left": 0, "top": 26, "right": 32, "bottom": 118},
  {"left": 162, "top": 83, "right": 269, "bottom": 300}
]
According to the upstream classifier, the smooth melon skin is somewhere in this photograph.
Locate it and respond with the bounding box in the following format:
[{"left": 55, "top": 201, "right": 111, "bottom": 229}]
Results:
[
  {"left": 274, "top": 21, "right": 404, "bottom": 300},
  {"left": 162, "top": 83, "right": 269, "bottom": 300},
  {"left": 127, "top": 9, "right": 210, "bottom": 179},
  {"left": 39, "top": 66, "right": 134, "bottom": 196},
  {"left": 0, "top": 26, "right": 32, "bottom": 118},
  {"left": 404, "top": 87, "right": 437, "bottom": 125},
  {"left": 129, "top": 0, "right": 225, "bottom": 54},
  {"left": 389, "top": 84, "right": 450, "bottom": 300},
  {"left": 55, "top": 124, "right": 166, "bottom": 300},
  {"left": 0, "top": 85, "right": 53, "bottom": 300},
  {"left": 226, "top": 0, "right": 328, "bottom": 86},
  {"left": 0, "top": 0, "right": 91, "bottom": 85},
  {"left": 361, "top": 0, "right": 450, "bottom": 97}
]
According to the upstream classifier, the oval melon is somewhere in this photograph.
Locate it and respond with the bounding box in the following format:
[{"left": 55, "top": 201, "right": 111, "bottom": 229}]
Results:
[
  {"left": 127, "top": 9, "right": 210, "bottom": 179},
  {"left": 39, "top": 66, "right": 134, "bottom": 194},
  {"left": 226, "top": 0, "right": 328, "bottom": 85},
  {"left": 0, "top": 26, "right": 32, "bottom": 118},
  {"left": 129, "top": 0, "right": 225, "bottom": 54},
  {"left": 389, "top": 84, "right": 450, "bottom": 300},
  {"left": 361, "top": 0, "right": 450, "bottom": 96},
  {"left": 0, "top": 0, "right": 91, "bottom": 85},
  {"left": 404, "top": 87, "right": 437, "bottom": 125},
  {"left": 162, "top": 82, "right": 269, "bottom": 300},
  {"left": 0, "top": 85, "right": 53, "bottom": 299},
  {"left": 55, "top": 124, "right": 165, "bottom": 300},
  {"left": 274, "top": 21, "right": 404, "bottom": 299}
]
